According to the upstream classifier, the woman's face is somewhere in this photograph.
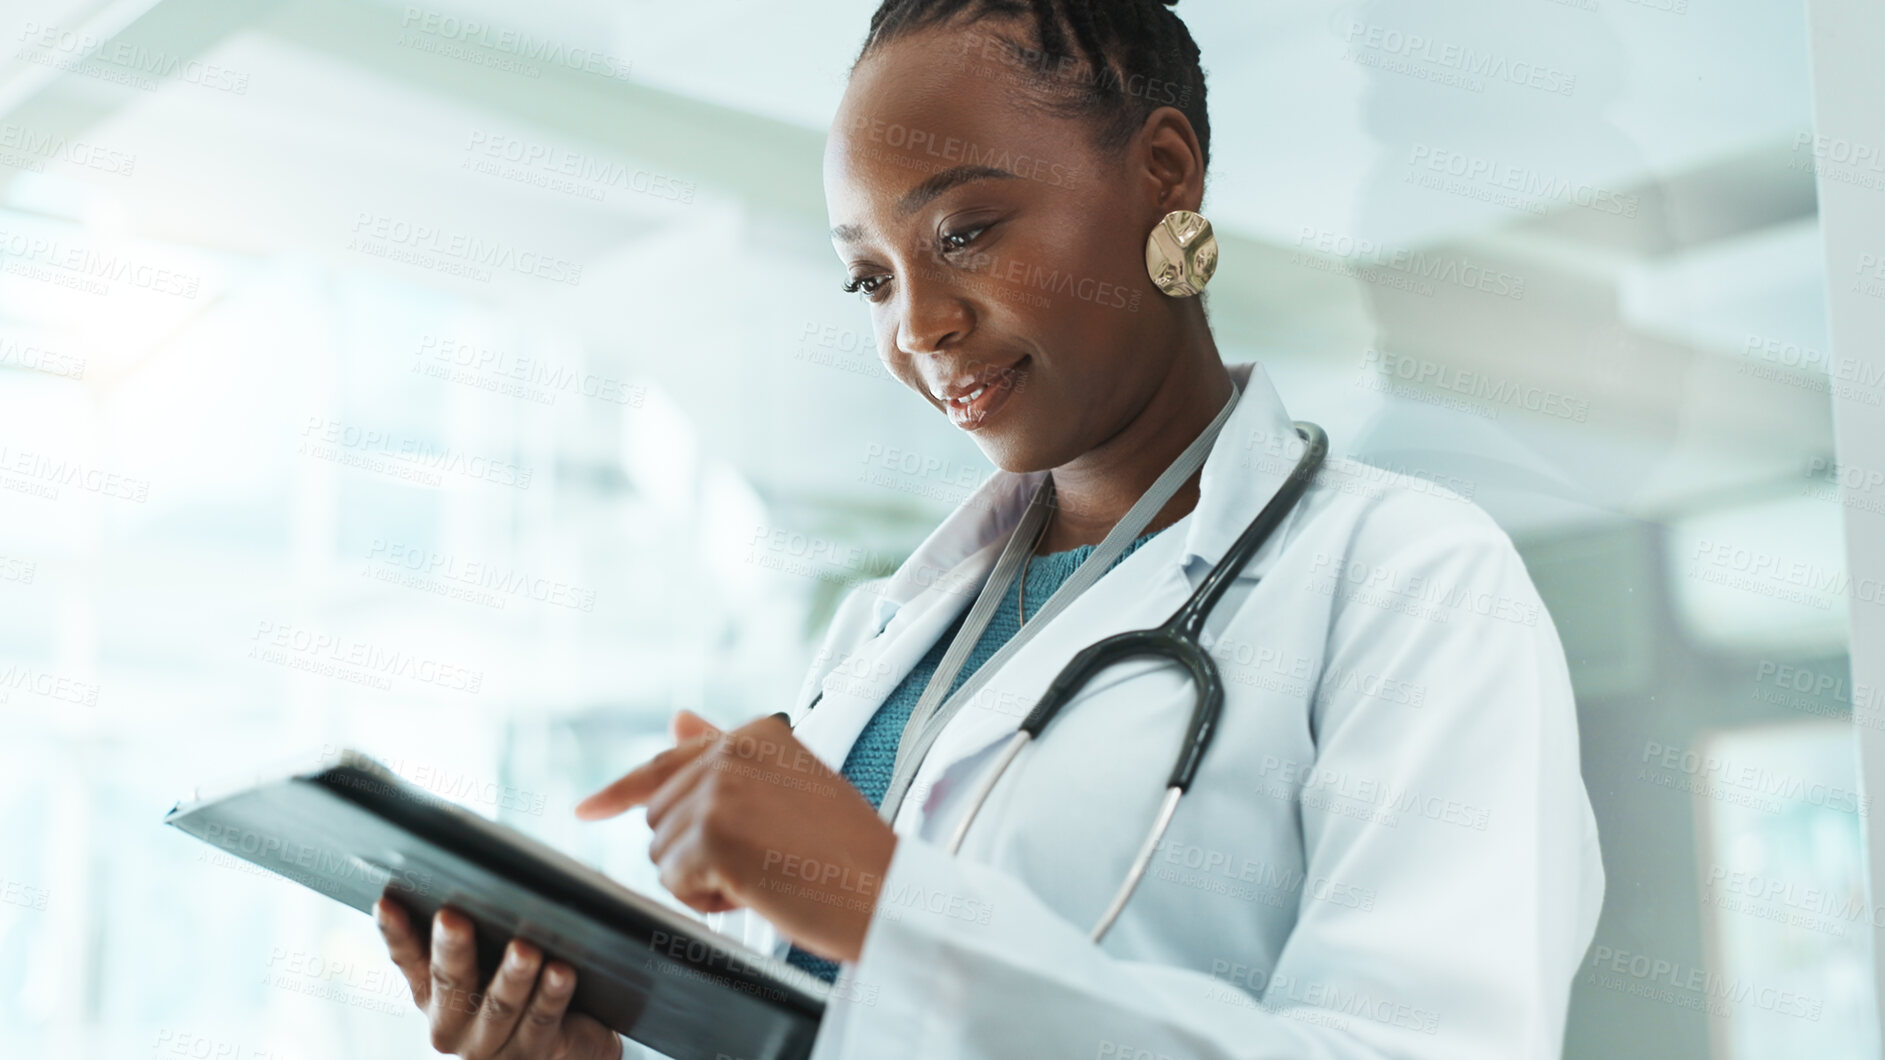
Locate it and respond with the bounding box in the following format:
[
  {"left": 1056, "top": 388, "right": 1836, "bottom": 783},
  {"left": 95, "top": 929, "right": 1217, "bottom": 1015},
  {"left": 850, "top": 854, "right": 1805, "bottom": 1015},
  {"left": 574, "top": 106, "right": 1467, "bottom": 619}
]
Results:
[{"left": 824, "top": 21, "right": 1189, "bottom": 474}]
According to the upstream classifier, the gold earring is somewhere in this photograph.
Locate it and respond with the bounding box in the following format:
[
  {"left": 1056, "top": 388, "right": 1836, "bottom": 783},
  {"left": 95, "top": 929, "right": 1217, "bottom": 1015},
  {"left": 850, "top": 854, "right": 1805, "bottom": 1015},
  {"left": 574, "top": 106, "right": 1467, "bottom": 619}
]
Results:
[{"left": 1145, "top": 209, "right": 1217, "bottom": 298}]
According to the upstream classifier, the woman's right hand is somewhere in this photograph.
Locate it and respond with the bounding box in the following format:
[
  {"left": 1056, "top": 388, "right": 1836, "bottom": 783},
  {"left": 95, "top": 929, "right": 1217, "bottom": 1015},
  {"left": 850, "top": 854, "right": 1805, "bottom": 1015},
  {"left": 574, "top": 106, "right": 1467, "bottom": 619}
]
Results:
[{"left": 375, "top": 896, "right": 624, "bottom": 1060}]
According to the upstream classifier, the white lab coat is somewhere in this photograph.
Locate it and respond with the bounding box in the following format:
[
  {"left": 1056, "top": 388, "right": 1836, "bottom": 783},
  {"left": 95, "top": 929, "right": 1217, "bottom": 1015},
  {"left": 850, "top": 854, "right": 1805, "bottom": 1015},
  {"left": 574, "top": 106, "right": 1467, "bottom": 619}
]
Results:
[{"left": 711, "top": 359, "right": 1604, "bottom": 1059}]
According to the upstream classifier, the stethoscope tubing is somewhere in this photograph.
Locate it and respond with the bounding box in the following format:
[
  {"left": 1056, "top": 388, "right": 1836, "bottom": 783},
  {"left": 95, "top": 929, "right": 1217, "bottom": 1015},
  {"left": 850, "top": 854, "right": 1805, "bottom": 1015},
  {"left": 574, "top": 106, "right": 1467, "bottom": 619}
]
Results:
[{"left": 945, "top": 421, "right": 1328, "bottom": 941}]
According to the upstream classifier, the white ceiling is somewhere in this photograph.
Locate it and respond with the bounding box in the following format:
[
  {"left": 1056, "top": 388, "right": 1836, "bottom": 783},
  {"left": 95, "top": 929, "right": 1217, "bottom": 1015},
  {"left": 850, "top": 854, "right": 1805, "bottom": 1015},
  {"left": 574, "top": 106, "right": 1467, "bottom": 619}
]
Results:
[
  {"left": 0, "top": 0, "right": 1843, "bottom": 542},
  {"left": 1, "top": 0, "right": 1824, "bottom": 282},
  {"left": 538, "top": 0, "right": 1817, "bottom": 246}
]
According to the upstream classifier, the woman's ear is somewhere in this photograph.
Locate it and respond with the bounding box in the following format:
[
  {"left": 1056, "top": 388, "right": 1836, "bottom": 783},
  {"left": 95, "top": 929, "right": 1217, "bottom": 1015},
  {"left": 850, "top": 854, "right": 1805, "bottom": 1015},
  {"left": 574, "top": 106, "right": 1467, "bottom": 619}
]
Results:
[{"left": 1136, "top": 106, "right": 1206, "bottom": 216}]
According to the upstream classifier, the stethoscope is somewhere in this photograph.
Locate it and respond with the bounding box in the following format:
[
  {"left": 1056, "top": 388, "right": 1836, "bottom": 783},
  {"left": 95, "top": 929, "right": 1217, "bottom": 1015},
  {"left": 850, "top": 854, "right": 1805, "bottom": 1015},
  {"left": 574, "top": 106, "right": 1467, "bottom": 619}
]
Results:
[
  {"left": 946, "top": 419, "right": 1325, "bottom": 941},
  {"left": 795, "top": 385, "right": 1327, "bottom": 943}
]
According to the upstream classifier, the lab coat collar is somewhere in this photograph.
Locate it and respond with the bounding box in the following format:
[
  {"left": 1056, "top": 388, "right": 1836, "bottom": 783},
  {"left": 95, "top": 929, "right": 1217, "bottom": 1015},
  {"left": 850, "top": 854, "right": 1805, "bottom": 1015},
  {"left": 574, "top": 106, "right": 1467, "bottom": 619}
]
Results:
[
  {"left": 873, "top": 359, "right": 1301, "bottom": 621},
  {"left": 1181, "top": 359, "right": 1306, "bottom": 584}
]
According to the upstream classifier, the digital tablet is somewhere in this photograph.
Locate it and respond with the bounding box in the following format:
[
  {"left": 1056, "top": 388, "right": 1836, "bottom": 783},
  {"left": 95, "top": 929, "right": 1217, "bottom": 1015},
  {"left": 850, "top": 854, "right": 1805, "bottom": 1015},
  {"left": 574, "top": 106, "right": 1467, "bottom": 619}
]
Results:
[{"left": 163, "top": 747, "right": 828, "bottom": 1060}]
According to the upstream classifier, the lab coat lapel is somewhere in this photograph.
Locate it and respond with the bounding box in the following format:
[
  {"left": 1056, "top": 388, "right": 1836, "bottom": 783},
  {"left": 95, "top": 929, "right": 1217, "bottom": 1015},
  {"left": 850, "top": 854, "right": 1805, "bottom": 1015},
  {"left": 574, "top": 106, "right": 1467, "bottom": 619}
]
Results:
[
  {"left": 790, "top": 541, "right": 995, "bottom": 774},
  {"left": 789, "top": 465, "right": 1042, "bottom": 775},
  {"left": 1177, "top": 359, "right": 1310, "bottom": 589}
]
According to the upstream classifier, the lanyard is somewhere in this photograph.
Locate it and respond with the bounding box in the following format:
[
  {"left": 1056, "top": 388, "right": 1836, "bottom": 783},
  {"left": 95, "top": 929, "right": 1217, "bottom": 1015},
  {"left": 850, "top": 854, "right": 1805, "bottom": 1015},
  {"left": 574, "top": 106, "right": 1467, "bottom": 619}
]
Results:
[{"left": 876, "top": 380, "right": 1245, "bottom": 823}]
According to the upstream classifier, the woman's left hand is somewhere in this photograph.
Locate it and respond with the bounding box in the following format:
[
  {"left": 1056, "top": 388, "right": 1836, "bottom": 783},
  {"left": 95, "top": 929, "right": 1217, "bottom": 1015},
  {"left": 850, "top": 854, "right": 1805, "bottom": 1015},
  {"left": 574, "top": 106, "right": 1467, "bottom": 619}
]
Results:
[{"left": 575, "top": 711, "right": 897, "bottom": 964}]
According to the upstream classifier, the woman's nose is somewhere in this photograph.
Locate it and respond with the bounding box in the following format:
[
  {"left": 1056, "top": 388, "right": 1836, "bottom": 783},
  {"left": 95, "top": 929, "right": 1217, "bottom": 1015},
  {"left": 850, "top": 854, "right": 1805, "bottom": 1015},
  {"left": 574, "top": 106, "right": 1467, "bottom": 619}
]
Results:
[{"left": 894, "top": 268, "right": 974, "bottom": 356}]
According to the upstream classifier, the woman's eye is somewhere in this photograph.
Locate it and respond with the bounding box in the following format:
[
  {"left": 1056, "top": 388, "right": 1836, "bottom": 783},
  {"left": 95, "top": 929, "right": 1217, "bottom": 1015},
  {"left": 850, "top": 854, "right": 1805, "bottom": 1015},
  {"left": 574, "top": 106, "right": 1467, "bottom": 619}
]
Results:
[
  {"left": 939, "top": 224, "right": 989, "bottom": 254},
  {"left": 841, "top": 274, "right": 891, "bottom": 301},
  {"left": 838, "top": 223, "right": 990, "bottom": 301}
]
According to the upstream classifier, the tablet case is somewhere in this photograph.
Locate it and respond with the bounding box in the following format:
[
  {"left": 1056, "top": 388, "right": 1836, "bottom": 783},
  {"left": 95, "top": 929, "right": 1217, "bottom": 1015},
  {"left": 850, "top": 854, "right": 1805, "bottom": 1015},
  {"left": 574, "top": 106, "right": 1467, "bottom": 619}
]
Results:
[{"left": 163, "top": 748, "right": 827, "bottom": 1060}]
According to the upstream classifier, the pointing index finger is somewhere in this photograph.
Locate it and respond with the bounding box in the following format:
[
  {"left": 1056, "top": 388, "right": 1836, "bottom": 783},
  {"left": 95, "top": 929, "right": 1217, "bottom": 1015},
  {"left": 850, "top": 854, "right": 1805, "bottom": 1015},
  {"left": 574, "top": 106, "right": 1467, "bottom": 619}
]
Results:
[{"left": 574, "top": 729, "right": 721, "bottom": 820}]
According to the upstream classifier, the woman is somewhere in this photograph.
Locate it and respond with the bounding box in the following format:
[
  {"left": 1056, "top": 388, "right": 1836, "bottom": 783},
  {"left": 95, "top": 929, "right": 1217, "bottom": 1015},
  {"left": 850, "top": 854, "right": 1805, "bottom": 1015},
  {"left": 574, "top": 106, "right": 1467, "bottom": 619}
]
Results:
[{"left": 374, "top": 1, "right": 1605, "bottom": 1057}]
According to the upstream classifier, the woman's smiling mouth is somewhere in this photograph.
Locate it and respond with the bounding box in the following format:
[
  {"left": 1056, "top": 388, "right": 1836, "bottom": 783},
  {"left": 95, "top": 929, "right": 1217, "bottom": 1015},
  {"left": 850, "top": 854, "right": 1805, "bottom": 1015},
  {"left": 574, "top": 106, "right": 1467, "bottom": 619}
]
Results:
[{"left": 935, "top": 356, "right": 1029, "bottom": 431}]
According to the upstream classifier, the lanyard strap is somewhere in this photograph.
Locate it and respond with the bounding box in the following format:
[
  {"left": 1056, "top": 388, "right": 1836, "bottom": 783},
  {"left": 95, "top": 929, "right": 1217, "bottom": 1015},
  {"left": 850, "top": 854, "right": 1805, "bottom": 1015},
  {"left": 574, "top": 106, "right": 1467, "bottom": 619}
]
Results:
[{"left": 877, "top": 380, "right": 1245, "bottom": 823}]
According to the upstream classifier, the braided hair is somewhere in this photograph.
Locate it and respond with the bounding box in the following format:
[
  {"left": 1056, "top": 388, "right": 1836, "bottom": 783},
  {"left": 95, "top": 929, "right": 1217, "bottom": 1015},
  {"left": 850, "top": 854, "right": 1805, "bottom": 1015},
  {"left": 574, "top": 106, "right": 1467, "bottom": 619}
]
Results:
[{"left": 852, "top": 0, "right": 1211, "bottom": 176}]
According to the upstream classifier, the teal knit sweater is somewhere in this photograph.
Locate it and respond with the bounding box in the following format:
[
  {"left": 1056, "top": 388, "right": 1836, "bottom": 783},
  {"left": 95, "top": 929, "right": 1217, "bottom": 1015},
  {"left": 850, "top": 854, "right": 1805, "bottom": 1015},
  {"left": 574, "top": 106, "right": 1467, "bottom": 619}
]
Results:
[{"left": 785, "top": 526, "right": 1168, "bottom": 982}]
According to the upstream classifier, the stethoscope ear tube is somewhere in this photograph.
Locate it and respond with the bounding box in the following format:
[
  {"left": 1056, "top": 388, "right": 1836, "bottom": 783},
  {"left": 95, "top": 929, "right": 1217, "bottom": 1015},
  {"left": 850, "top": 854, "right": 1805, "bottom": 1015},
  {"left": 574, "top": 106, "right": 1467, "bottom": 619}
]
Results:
[
  {"left": 944, "top": 734, "right": 1181, "bottom": 944},
  {"left": 1089, "top": 785, "right": 1183, "bottom": 942},
  {"left": 946, "top": 730, "right": 1032, "bottom": 857}
]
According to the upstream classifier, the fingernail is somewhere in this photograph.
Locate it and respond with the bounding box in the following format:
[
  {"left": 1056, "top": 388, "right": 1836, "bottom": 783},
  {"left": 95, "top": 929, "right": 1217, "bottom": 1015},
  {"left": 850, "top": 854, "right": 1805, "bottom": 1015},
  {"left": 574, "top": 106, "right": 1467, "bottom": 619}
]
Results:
[{"left": 545, "top": 965, "right": 569, "bottom": 988}]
